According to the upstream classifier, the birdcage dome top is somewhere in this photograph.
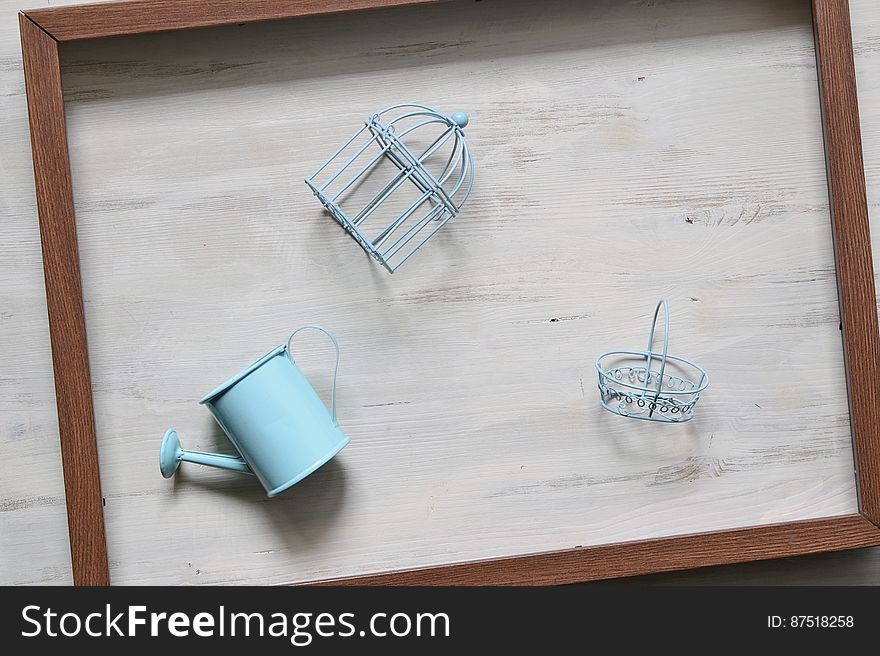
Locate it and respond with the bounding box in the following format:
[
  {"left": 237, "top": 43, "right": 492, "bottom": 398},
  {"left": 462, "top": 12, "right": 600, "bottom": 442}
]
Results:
[{"left": 370, "top": 103, "right": 470, "bottom": 133}]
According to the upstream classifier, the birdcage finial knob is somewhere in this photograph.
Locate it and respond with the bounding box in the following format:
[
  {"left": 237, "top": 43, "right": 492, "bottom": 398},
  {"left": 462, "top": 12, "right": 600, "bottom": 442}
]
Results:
[{"left": 451, "top": 111, "right": 469, "bottom": 129}]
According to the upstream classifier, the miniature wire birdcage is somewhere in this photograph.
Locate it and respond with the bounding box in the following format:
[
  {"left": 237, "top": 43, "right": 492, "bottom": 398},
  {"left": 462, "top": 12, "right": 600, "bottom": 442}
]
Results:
[
  {"left": 305, "top": 103, "right": 474, "bottom": 273},
  {"left": 595, "top": 300, "right": 709, "bottom": 423}
]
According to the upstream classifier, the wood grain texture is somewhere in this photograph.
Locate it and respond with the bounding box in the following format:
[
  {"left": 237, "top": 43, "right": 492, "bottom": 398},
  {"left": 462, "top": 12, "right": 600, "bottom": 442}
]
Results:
[
  {"left": 813, "top": 0, "right": 880, "bottom": 526},
  {"left": 25, "top": 0, "right": 451, "bottom": 42},
  {"left": 18, "top": 13, "right": 109, "bottom": 585},
  {"left": 29, "top": 0, "right": 873, "bottom": 584},
  {"left": 316, "top": 515, "right": 880, "bottom": 584}
]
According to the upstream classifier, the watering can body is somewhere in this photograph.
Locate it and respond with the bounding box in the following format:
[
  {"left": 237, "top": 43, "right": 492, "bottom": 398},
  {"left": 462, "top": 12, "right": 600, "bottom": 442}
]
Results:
[{"left": 161, "top": 326, "right": 349, "bottom": 497}]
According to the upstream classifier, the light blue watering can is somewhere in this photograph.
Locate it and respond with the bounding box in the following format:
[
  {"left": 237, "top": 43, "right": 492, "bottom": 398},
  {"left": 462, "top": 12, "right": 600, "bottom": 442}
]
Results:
[{"left": 160, "top": 325, "right": 349, "bottom": 497}]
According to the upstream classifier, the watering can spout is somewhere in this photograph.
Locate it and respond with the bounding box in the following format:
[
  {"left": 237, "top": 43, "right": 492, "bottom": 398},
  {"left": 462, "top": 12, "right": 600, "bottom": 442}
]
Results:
[{"left": 160, "top": 429, "right": 253, "bottom": 479}]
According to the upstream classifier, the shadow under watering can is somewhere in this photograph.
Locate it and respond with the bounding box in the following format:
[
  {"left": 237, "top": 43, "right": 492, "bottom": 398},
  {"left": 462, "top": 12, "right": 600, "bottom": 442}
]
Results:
[{"left": 160, "top": 325, "right": 349, "bottom": 497}]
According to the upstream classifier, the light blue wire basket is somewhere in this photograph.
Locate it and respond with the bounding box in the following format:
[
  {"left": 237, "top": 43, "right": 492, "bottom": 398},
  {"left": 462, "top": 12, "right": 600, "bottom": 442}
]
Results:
[
  {"left": 595, "top": 300, "right": 709, "bottom": 423},
  {"left": 305, "top": 103, "right": 474, "bottom": 273}
]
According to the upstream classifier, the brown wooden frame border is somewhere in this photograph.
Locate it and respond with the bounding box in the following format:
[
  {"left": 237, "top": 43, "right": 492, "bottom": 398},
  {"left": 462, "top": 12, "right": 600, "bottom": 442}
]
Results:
[{"left": 18, "top": 0, "right": 880, "bottom": 586}]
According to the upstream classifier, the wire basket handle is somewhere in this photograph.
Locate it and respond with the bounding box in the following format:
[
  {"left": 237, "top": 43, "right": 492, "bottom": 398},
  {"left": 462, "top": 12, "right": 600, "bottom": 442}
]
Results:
[{"left": 644, "top": 299, "right": 670, "bottom": 417}]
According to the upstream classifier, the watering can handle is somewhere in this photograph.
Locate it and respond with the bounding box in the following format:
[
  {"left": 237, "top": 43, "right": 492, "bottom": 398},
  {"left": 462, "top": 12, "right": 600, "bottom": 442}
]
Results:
[
  {"left": 644, "top": 300, "right": 670, "bottom": 415},
  {"left": 286, "top": 325, "right": 341, "bottom": 425}
]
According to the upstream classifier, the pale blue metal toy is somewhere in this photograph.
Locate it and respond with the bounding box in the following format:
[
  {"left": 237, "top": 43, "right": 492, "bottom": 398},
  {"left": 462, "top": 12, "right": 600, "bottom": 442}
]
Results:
[
  {"left": 596, "top": 300, "right": 708, "bottom": 423},
  {"left": 160, "top": 325, "right": 349, "bottom": 496},
  {"left": 305, "top": 103, "right": 474, "bottom": 273}
]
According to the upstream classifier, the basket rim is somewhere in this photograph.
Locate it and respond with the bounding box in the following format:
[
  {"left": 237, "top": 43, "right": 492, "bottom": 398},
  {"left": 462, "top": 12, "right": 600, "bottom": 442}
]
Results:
[{"left": 595, "top": 349, "right": 709, "bottom": 395}]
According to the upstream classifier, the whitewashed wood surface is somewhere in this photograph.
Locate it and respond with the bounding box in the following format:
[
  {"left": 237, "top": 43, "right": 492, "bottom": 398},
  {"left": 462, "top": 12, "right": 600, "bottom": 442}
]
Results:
[{"left": 3, "top": 0, "right": 880, "bottom": 585}]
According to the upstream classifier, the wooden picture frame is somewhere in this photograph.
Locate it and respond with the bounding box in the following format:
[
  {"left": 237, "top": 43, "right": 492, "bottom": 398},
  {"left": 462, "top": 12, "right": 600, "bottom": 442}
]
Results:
[{"left": 18, "top": 0, "right": 880, "bottom": 586}]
